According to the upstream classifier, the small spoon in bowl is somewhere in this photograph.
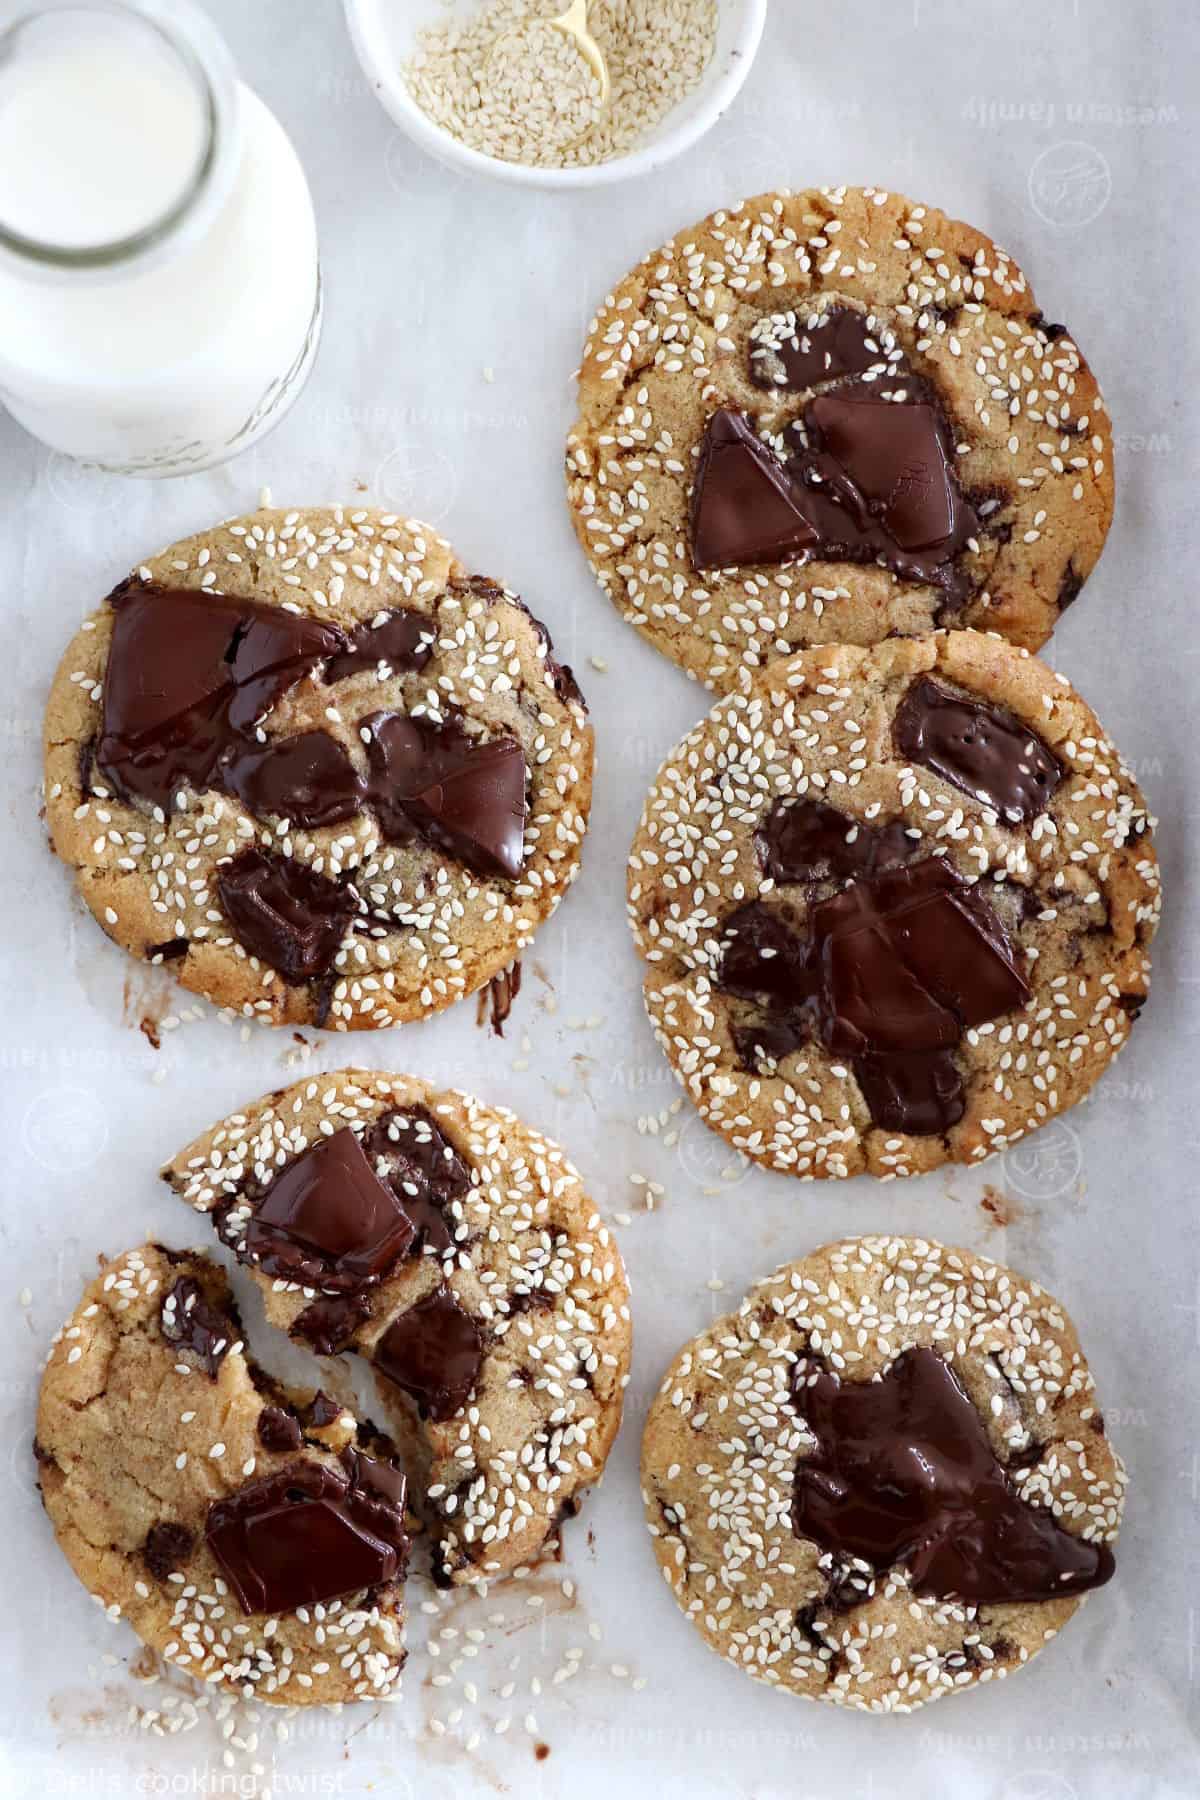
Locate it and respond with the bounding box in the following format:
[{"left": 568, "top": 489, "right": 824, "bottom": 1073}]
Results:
[{"left": 550, "top": 0, "right": 610, "bottom": 110}]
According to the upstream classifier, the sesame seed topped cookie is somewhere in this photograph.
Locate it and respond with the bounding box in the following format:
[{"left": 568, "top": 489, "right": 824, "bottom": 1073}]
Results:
[
  {"left": 642, "top": 1236, "right": 1125, "bottom": 1712},
  {"left": 567, "top": 186, "right": 1113, "bottom": 693},
  {"left": 44, "top": 506, "right": 593, "bottom": 1029},
  {"left": 162, "top": 1070, "right": 632, "bottom": 1586},
  {"left": 628, "top": 631, "right": 1159, "bottom": 1180},
  {"left": 36, "top": 1243, "right": 410, "bottom": 1705}
]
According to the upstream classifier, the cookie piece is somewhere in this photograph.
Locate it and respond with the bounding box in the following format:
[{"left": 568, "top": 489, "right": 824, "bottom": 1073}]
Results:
[
  {"left": 44, "top": 506, "right": 593, "bottom": 1028},
  {"left": 567, "top": 186, "right": 1112, "bottom": 693},
  {"left": 628, "top": 630, "right": 1159, "bottom": 1179},
  {"left": 162, "top": 1070, "right": 632, "bottom": 1585},
  {"left": 35, "top": 1244, "right": 409, "bottom": 1705},
  {"left": 642, "top": 1236, "right": 1125, "bottom": 1712}
]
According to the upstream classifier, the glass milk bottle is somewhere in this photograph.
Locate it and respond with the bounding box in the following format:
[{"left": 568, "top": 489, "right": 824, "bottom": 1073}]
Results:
[{"left": 0, "top": 0, "right": 322, "bottom": 474}]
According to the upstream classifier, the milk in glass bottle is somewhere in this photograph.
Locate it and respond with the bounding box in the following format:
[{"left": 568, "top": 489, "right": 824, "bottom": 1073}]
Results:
[{"left": 0, "top": 0, "right": 322, "bottom": 473}]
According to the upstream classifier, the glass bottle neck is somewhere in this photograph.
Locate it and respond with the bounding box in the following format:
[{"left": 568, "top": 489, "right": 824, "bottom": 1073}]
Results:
[{"left": 0, "top": 0, "right": 240, "bottom": 279}]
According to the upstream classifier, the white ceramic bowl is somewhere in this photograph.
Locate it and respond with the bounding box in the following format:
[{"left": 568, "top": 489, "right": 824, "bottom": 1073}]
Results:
[{"left": 344, "top": 0, "right": 767, "bottom": 189}]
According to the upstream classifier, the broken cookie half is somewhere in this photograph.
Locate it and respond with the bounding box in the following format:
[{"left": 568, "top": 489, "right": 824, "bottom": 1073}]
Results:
[
  {"left": 35, "top": 1243, "right": 410, "bottom": 1706},
  {"left": 161, "top": 1070, "right": 632, "bottom": 1587}
]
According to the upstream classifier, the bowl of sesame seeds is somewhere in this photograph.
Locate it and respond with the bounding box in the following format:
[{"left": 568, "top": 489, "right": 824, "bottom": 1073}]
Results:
[{"left": 345, "top": 0, "right": 767, "bottom": 188}]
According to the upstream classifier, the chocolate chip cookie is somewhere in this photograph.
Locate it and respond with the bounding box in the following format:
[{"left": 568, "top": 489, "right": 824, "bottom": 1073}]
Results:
[
  {"left": 35, "top": 1243, "right": 410, "bottom": 1705},
  {"left": 568, "top": 186, "right": 1112, "bottom": 693},
  {"left": 44, "top": 506, "right": 593, "bottom": 1028},
  {"left": 642, "top": 1236, "right": 1125, "bottom": 1711},
  {"left": 628, "top": 630, "right": 1159, "bottom": 1179},
  {"left": 162, "top": 1070, "right": 632, "bottom": 1585}
]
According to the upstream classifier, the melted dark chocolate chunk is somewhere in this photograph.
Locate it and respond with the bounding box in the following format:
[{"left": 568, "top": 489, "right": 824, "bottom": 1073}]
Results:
[
  {"left": 374, "top": 1286, "right": 483, "bottom": 1421},
  {"left": 1030, "top": 311, "right": 1069, "bottom": 342},
  {"left": 732, "top": 1015, "right": 811, "bottom": 1070},
  {"left": 216, "top": 847, "right": 359, "bottom": 982},
  {"left": 812, "top": 858, "right": 1030, "bottom": 1059},
  {"left": 365, "top": 712, "right": 527, "bottom": 881},
  {"left": 143, "top": 1521, "right": 195, "bottom": 1580},
  {"left": 852, "top": 1049, "right": 966, "bottom": 1135},
  {"left": 1057, "top": 560, "right": 1085, "bottom": 611},
  {"left": 893, "top": 678, "right": 1063, "bottom": 823},
  {"left": 307, "top": 1391, "right": 343, "bottom": 1429},
  {"left": 792, "top": 1347, "right": 1115, "bottom": 1604},
  {"left": 149, "top": 937, "right": 190, "bottom": 962},
  {"left": 717, "top": 809, "right": 1030, "bottom": 1131},
  {"left": 719, "top": 901, "right": 819, "bottom": 1015},
  {"left": 489, "top": 581, "right": 588, "bottom": 712},
  {"left": 757, "top": 797, "right": 917, "bottom": 885},
  {"left": 205, "top": 1448, "right": 409, "bottom": 1615},
  {"left": 159, "top": 1277, "right": 233, "bottom": 1378},
  {"left": 96, "top": 581, "right": 344, "bottom": 813},
  {"left": 223, "top": 731, "right": 367, "bottom": 829},
  {"left": 292, "top": 1290, "right": 372, "bottom": 1355},
  {"left": 363, "top": 1107, "right": 472, "bottom": 1257},
  {"left": 802, "top": 386, "right": 963, "bottom": 554},
  {"left": 750, "top": 306, "right": 887, "bottom": 393},
  {"left": 481, "top": 961, "right": 522, "bottom": 1038},
  {"left": 690, "top": 410, "right": 818, "bottom": 570},
  {"left": 545, "top": 654, "right": 585, "bottom": 710},
  {"left": 691, "top": 355, "right": 978, "bottom": 605},
  {"left": 257, "top": 1406, "right": 303, "bottom": 1453},
  {"left": 243, "top": 1127, "right": 416, "bottom": 1292},
  {"left": 325, "top": 609, "right": 433, "bottom": 682}
]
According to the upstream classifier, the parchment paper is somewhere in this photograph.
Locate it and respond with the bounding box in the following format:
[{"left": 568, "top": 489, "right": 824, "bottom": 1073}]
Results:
[{"left": 1, "top": 2, "right": 1196, "bottom": 1795}]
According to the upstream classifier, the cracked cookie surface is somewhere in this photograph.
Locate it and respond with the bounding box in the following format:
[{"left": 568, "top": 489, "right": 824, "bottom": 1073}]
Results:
[
  {"left": 35, "top": 1244, "right": 409, "bottom": 1706},
  {"left": 44, "top": 505, "right": 593, "bottom": 1029},
  {"left": 627, "top": 630, "right": 1159, "bottom": 1180},
  {"left": 641, "top": 1236, "right": 1125, "bottom": 1712},
  {"left": 567, "top": 185, "right": 1113, "bottom": 693},
  {"left": 162, "top": 1070, "right": 632, "bottom": 1585}
]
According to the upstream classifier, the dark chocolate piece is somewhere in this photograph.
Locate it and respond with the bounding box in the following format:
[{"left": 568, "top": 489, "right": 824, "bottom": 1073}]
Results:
[
  {"left": 893, "top": 677, "right": 1063, "bottom": 822},
  {"left": 223, "top": 731, "right": 366, "bottom": 829},
  {"left": 205, "top": 1449, "right": 409, "bottom": 1615},
  {"left": 159, "top": 1276, "right": 233, "bottom": 1378},
  {"left": 365, "top": 713, "right": 527, "bottom": 881},
  {"left": 96, "top": 581, "right": 343, "bottom": 813},
  {"left": 812, "top": 858, "right": 1031, "bottom": 1058},
  {"left": 851, "top": 1049, "right": 966, "bottom": 1136},
  {"left": 243, "top": 1127, "right": 416, "bottom": 1292},
  {"left": 690, "top": 410, "right": 818, "bottom": 569},
  {"left": 792, "top": 1346, "right": 1115, "bottom": 1604},
  {"left": 732, "top": 1016, "right": 811, "bottom": 1070},
  {"left": 757, "top": 797, "right": 917, "bottom": 885},
  {"left": 485, "top": 580, "right": 588, "bottom": 712},
  {"left": 143, "top": 1521, "right": 195, "bottom": 1579},
  {"left": 325, "top": 608, "right": 433, "bottom": 682},
  {"left": 1057, "top": 560, "right": 1085, "bottom": 612},
  {"left": 374, "top": 1286, "right": 483, "bottom": 1421},
  {"left": 257, "top": 1406, "right": 303, "bottom": 1453},
  {"left": 216, "top": 847, "right": 358, "bottom": 983},
  {"left": 149, "top": 937, "right": 190, "bottom": 962},
  {"left": 291, "top": 1290, "right": 372, "bottom": 1356},
  {"left": 749, "top": 306, "right": 887, "bottom": 393},
  {"left": 719, "top": 901, "right": 819, "bottom": 1014},
  {"left": 363, "top": 1107, "right": 472, "bottom": 1256},
  {"left": 716, "top": 807, "right": 1030, "bottom": 1132},
  {"left": 307, "top": 1391, "right": 343, "bottom": 1429},
  {"left": 690, "top": 364, "right": 979, "bottom": 606},
  {"left": 804, "top": 387, "right": 960, "bottom": 553}
]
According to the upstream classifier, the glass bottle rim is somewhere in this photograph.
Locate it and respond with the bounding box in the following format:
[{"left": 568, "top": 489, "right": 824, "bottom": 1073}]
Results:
[{"left": 0, "top": 0, "right": 239, "bottom": 275}]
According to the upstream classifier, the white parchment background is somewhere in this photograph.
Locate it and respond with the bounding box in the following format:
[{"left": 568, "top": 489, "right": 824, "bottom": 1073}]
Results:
[{"left": 0, "top": 1, "right": 1196, "bottom": 1795}]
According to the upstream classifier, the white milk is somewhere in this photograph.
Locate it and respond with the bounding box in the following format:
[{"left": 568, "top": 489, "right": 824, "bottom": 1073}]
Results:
[{"left": 0, "top": 2, "right": 322, "bottom": 474}]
